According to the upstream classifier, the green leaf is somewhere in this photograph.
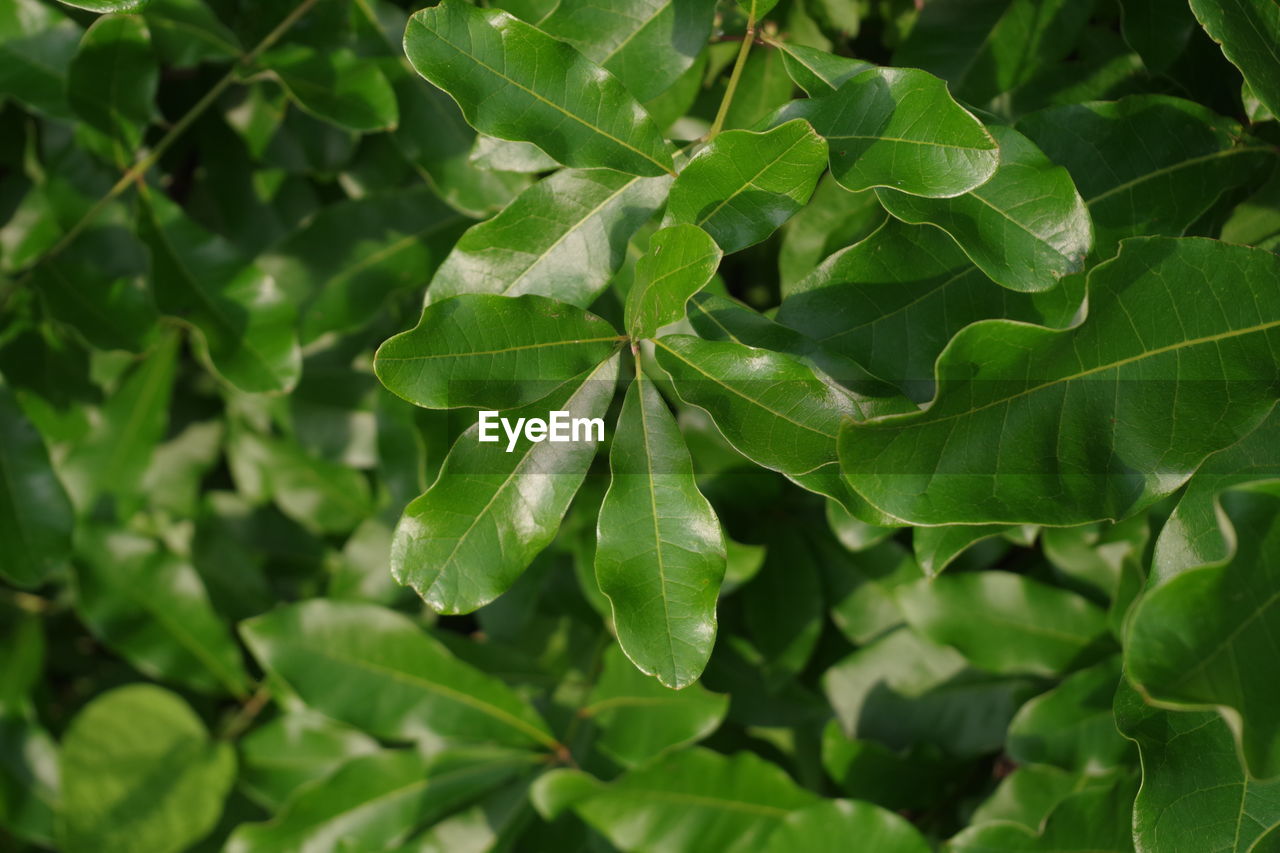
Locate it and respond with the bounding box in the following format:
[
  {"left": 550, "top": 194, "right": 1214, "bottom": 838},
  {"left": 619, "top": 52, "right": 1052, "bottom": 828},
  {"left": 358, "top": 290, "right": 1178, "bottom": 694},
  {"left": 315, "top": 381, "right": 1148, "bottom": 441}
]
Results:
[
  {"left": 142, "top": 0, "right": 241, "bottom": 67},
  {"left": 949, "top": 773, "right": 1137, "bottom": 852},
  {"left": 912, "top": 524, "right": 1022, "bottom": 577},
  {"left": 892, "top": 0, "right": 1092, "bottom": 108},
  {"left": 261, "top": 188, "right": 466, "bottom": 342},
  {"left": 57, "top": 0, "right": 150, "bottom": 11},
  {"left": 877, "top": 125, "right": 1092, "bottom": 293},
  {"left": 654, "top": 333, "right": 903, "bottom": 517},
  {"left": 1016, "top": 95, "right": 1277, "bottom": 257},
  {"left": 664, "top": 119, "right": 827, "bottom": 254},
  {"left": 390, "top": 75, "right": 531, "bottom": 218},
  {"left": 777, "top": 218, "right": 1082, "bottom": 395},
  {"left": 1115, "top": 678, "right": 1280, "bottom": 853},
  {"left": 73, "top": 528, "right": 249, "bottom": 697},
  {"left": 239, "top": 599, "right": 559, "bottom": 750},
  {"left": 1152, "top": 408, "right": 1280, "bottom": 583},
  {"left": 391, "top": 356, "right": 618, "bottom": 613},
  {"left": 258, "top": 45, "right": 398, "bottom": 133},
  {"left": 536, "top": 748, "right": 819, "bottom": 852},
  {"left": 536, "top": 0, "right": 716, "bottom": 102},
  {"left": 897, "top": 572, "right": 1110, "bottom": 677},
  {"left": 827, "top": 537, "right": 923, "bottom": 645},
  {"left": 743, "top": 527, "right": 825, "bottom": 683},
  {"left": 0, "top": 716, "right": 59, "bottom": 846},
  {"left": 0, "top": 0, "right": 80, "bottom": 118},
  {"left": 596, "top": 372, "right": 726, "bottom": 688},
  {"left": 969, "top": 764, "right": 1103, "bottom": 830},
  {"left": 1008, "top": 656, "right": 1133, "bottom": 771},
  {"left": 57, "top": 684, "right": 236, "bottom": 853},
  {"left": 839, "top": 237, "right": 1280, "bottom": 526},
  {"left": 1118, "top": 0, "right": 1196, "bottom": 72},
  {"left": 625, "top": 224, "right": 722, "bottom": 339},
  {"left": 1127, "top": 488, "right": 1280, "bottom": 778},
  {"left": 764, "top": 799, "right": 930, "bottom": 853},
  {"left": 581, "top": 644, "right": 728, "bottom": 766},
  {"left": 469, "top": 134, "right": 559, "bottom": 173},
  {"left": 778, "top": 176, "right": 884, "bottom": 292},
  {"left": 427, "top": 169, "right": 671, "bottom": 308},
  {"left": 0, "top": 385, "right": 73, "bottom": 587},
  {"left": 67, "top": 14, "right": 157, "bottom": 167},
  {"left": 403, "top": 0, "right": 675, "bottom": 177},
  {"left": 238, "top": 713, "right": 379, "bottom": 810},
  {"left": 227, "top": 429, "right": 375, "bottom": 536},
  {"left": 227, "top": 747, "right": 538, "bottom": 853},
  {"left": 823, "top": 626, "right": 1034, "bottom": 757},
  {"left": 137, "top": 192, "right": 301, "bottom": 394},
  {"left": 1190, "top": 0, "right": 1280, "bottom": 118},
  {"left": 774, "top": 42, "right": 872, "bottom": 97},
  {"left": 793, "top": 67, "right": 999, "bottom": 198},
  {"left": 821, "top": 721, "right": 953, "bottom": 811},
  {"left": 375, "top": 293, "right": 623, "bottom": 410},
  {"left": 60, "top": 333, "right": 176, "bottom": 510}
]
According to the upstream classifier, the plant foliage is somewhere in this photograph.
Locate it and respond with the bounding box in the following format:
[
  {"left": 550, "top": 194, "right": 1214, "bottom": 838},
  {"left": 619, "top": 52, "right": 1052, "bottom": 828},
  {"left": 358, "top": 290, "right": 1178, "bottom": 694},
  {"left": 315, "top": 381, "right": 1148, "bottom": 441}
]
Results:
[{"left": 1, "top": 0, "right": 1279, "bottom": 850}]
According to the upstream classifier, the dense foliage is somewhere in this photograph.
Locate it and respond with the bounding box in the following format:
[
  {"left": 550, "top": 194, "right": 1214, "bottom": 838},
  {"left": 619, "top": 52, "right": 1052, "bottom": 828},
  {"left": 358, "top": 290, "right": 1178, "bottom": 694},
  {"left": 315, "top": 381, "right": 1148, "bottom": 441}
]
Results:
[{"left": 2, "top": 0, "right": 1280, "bottom": 849}]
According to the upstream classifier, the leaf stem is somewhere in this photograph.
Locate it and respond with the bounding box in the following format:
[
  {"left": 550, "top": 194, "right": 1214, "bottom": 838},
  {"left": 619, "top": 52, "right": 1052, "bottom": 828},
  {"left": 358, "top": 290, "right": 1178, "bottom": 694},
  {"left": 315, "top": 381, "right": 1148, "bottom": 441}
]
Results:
[
  {"left": 219, "top": 683, "right": 272, "bottom": 741},
  {"left": 0, "top": 0, "right": 322, "bottom": 312},
  {"left": 707, "top": 4, "right": 758, "bottom": 140}
]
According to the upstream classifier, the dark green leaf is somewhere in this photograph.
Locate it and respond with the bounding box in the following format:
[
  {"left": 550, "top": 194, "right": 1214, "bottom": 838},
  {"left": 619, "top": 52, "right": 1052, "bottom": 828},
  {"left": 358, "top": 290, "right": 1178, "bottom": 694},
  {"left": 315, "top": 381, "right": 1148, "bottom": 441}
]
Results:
[
  {"left": 0, "top": 0, "right": 80, "bottom": 118},
  {"left": 258, "top": 45, "right": 398, "bottom": 133},
  {"left": 764, "top": 799, "right": 930, "bottom": 853},
  {"left": 403, "top": 0, "right": 675, "bottom": 176},
  {"left": 67, "top": 13, "right": 156, "bottom": 167},
  {"left": 0, "top": 385, "right": 73, "bottom": 587},
  {"left": 877, "top": 125, "right": 1092, "bottom": 293},
  {"left": 1190, "top": 0, "right": 1280, "bottom": 118}
]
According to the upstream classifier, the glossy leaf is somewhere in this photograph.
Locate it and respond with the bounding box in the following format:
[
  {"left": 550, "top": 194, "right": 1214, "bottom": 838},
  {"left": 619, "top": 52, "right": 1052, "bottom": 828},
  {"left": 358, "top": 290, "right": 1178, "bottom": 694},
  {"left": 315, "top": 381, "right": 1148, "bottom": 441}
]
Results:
[
  {"left": 581, "top": 644, "right": 728, "bottom": 767},
  {"left": 1115, "top": 678, "right": 1280, "bottom": 853},
  {"left": 596, "top": 373, "right": 726, "bottom": 688},
  {"left": 58, "top": 685, "right": 236, "bottom": 853},
  {"left": 948, "top": 773, "right": 1137, "bottom": 852},
  {"left": 0, "top": 386, "right": 73, "bottom": 587},
  {"left": 240, "top": 599, "right": 558, "bottom": 750},
  {"left": 137, "top": 192, "right": 301, "bottom": 394},
  {"left": 777, "top": 218, "right": 1082, "bottom": 394},
  {"left": 403, "top": 0, "right": 675, "bottom": 176},
  {"left": 665, "top": 119, "right": 827, "bottom": 254},
  {"left": 536, "top": 0, "right": 716, "bottom": 102},
  {"left": 1127, "top": 489, "right": 1280, "bottom": 778},
  {"left": 391, "top": 356, "right": 618, "bottom": 613},
  {"left": 774, "top": 42, "right": 872, "bottom": 97},
  {"left": 625, "top": 224, "right": 722, "bottom": 339},
  {"left": 375, "top": 294, "right": 622, "bottom": 410},
  {"left": 793, "top": 67, "right": 999, "bottom": 198},
  {"left": 877, "top": 125, "right": 1093, "bottom": 293},
  {"left": 839, "top": 237, "right": 1280, "bottom": 525},
  {"left": 238, "top": 713, "right": 379, "bottom": 810},
  {"left": 1190, "top": 0, "right": 1280, "bottom": 118},
  {"left": 427, "top": 169, "right": 671, "bottom": 308}
]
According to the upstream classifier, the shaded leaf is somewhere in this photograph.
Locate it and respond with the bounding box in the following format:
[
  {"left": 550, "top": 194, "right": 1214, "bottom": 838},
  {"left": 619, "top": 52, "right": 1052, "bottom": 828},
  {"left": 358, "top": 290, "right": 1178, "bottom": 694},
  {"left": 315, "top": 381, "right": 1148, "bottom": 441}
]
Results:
[
  {"left": 0, "top": 385, "right": 73, "bottom": 587},
  {"left": 625, "top": 224, "right": 722, "bottom": 339},
  {"left": 1190, "top": 0, "right": 1280, "bottom": 118},
  {"left": 67, "top": 14, "right": 157, "bottom": 166},
  {"left": 258, "top": 45, "right": 398, "bottom": 133}
]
